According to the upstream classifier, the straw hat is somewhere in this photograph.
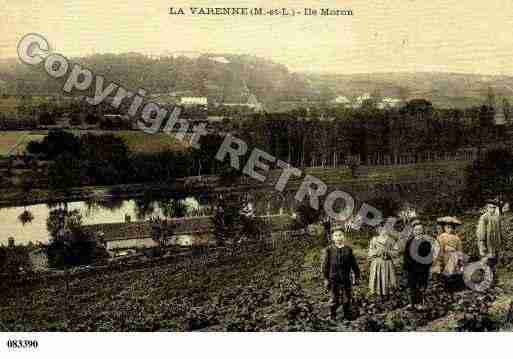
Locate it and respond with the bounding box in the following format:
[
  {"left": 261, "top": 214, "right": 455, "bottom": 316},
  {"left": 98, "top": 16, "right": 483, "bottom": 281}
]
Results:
[{"left": 436, "top": 216, "right": 462, "bottom": 226}]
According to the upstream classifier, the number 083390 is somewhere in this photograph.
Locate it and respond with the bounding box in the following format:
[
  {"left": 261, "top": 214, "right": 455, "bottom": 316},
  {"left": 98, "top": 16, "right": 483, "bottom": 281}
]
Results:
[{"left": 6, "top": 339, "right": 39, "bottom": 349}]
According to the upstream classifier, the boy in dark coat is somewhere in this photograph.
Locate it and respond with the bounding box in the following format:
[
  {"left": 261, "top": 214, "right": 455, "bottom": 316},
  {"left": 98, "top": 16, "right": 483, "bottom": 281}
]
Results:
[
  {"left": 322, "top": 228, "right": 361, "bottom": 320},
  {"left": 401, "top": 219, "right": 436, "bottom": 310}
]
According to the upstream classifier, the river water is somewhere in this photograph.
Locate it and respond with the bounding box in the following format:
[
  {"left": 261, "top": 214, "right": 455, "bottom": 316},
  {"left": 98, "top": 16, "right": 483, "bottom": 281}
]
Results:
[
  {"left": 0, "top": 197, "right": 207, "bottom": 246},
  {"left": 0, "top": 190, "right": 296, "bottom": 246}
]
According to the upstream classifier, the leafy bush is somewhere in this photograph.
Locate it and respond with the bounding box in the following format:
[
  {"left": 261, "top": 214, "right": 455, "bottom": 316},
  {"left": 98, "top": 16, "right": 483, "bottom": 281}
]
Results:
[
  {"left": 46, "top": 208, "right": 109, "bottom": 269},
  {"left": 465, "top": 147, "right": 513, "bottom": 208},
  {"left": 0, "top": 244, "right": 32, "bottom": 275},
  {"left": 294, "top": 202, "right": 322, "bottom": 228}
]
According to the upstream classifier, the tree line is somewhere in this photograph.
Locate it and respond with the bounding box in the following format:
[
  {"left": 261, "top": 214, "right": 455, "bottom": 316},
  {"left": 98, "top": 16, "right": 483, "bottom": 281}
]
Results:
[
  {"left": 21, "top": 98, "right": 510, "bottom": 189},
  {"left": 25, "top": 130, "right": 236, "bottom": 189},
  {"left": 229, "top": 100, "right": 507, "bottom": 169}
]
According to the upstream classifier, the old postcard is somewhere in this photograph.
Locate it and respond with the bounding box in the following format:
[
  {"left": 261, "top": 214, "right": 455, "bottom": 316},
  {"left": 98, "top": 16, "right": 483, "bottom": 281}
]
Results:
[{"left": 1, "top": 0, "right": 513, "bottom": 355}]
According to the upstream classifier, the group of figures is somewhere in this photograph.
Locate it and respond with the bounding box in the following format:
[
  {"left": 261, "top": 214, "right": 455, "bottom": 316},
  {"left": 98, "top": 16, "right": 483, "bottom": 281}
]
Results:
[{"left": 321, "top": 199, "right": 503, "bottom": 321}]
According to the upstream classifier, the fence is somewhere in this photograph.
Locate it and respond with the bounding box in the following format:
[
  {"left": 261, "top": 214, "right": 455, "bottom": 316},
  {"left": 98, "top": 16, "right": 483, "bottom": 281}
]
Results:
[{"left": 306, "top": 148, "right": 479, "bottom": 169}]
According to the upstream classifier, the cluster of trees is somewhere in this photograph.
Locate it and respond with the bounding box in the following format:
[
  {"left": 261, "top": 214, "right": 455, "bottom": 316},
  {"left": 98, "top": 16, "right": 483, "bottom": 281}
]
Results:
[
  {"left": 34, "top": 100, "right": 133, "bottom": 130},
  {"left": 45, "top": 208, "right": 109, "bottom": 269},
  {"left": 228, "top": 100, "right": 506, "bottom": 168},
  {"left": 466, "top": 147, "right": 513, "bottom": 209},
  {"left": 211, "top": 194, "right": 265, "bottom": 246},
  {"left": 145, "top": 198, "right": 193, "bottom": 253},
  {"left": 27, "top": 130, "right": 131, "bottom": 187},
  {"left": 0, "top": 95, "right": 134, "bottom": 130},
  {"left": 25, "top": 130, "right": 238, "bottom": 189}
]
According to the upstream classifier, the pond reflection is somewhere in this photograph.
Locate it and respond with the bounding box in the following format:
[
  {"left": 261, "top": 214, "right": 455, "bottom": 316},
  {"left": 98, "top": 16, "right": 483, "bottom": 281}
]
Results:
[{"left": 0, "top": 190, "right": 297, "bottom": 246}]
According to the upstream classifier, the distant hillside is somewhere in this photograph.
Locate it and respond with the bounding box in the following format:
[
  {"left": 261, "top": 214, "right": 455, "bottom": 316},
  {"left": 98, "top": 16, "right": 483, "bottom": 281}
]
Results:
[
  {"left": 1, "top": 53, "right": 513, "bottom": 108},
  {"left": 305, "top": 72, "right": 513, "bottom": 108},
  {"left": 0, "top": 54, "right": 310, "bottom": 107}
]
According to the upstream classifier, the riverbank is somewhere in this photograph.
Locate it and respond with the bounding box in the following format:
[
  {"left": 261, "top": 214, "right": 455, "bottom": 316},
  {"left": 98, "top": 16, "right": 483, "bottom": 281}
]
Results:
[{"left": 0, "top": 159, "right": 469, "bottom": 207}]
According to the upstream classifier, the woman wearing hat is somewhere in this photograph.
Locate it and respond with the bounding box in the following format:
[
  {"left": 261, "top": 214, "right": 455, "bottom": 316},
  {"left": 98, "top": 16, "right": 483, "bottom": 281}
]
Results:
[{"left": 434, "top": 216, "right": 464, "bottom": 275}]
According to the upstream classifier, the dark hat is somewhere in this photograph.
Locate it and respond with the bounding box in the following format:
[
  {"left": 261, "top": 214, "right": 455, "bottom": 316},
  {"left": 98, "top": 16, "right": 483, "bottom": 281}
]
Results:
[
  {"left": 485, "top": 198, "right": 503, "bottom": 207},
  {"left": 410, "top": 218, "right": 423, "bottom": 227}
]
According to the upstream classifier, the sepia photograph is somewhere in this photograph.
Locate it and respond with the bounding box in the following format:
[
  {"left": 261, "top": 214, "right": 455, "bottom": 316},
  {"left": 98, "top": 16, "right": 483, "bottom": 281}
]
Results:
[{"left": 1, "top": 0, "right": 513, "bottom": 356}]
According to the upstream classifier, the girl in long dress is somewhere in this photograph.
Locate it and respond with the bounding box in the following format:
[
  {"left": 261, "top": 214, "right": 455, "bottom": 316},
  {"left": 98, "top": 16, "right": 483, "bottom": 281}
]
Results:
[
  {"left": 368, "top": 225, "right": 398, "bottom": 299},
  {"left": 434, "top": 218, "right": 464, "bottom": 275}
]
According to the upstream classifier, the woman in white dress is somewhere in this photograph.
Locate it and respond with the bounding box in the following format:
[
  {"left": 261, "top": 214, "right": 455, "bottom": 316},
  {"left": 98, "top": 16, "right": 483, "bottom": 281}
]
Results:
[{"left": 368, "top": 224, "right": 398, "bottom": 299}]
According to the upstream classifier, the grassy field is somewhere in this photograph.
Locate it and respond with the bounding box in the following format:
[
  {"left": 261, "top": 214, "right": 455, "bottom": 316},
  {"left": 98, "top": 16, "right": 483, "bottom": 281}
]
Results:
[
  {"left": 0, "top": 130, "right": 190, "bottom": 156},
  {"left": 65, "top": 130, "right": 190, "bottom": 153},
  {"left": 0, "top": 132, "right": 48, "bottom": 156},
  {"left": 115, "top": 131, "right": 189, "bottom": 154},
  {"left": 1, "top": 215, "right": 511, "bottom": 331},
  {"left": 0, "top": 97, "right": 21, "bottom": 115},
  {"left": 0, "top": 131, "right": 28, "bottom": 156},
  {"left": 300, "top": 160, "right": 469, "bottom": 184}
]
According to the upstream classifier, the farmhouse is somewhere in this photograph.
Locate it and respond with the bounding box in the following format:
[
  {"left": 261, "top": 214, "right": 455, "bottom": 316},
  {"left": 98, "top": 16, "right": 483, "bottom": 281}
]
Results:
[
  {"left": 82, "top": 217, "right": 214, "bottom": 253},
  {"left": 180, "top": 97, "right": 208, "bottom": 106},
  {"left": 331, "top": 95, "right": 351, "bottom": 106},
  {"left": 377, "top": 97, "right": 403, "bottom": 109}
]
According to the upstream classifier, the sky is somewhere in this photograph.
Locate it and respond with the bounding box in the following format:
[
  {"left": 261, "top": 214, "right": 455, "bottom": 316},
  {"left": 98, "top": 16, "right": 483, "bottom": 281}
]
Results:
[{"left": 1, "top": 0, "right": 513, "bottom": 75}]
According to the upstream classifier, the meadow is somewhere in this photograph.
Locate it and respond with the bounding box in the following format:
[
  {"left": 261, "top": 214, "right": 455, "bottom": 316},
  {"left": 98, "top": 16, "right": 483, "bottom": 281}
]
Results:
[
  {"left": 303, "top": 160, "right": 469, "bottom": 183},
  {"left": 0, "top": 130, "right": 189, "bottom": 157},
  {"left": 0, "top": 131, "right": 47, "bottom": 157},
  {"left": 115, "top": 131, "right": 189, "bottom": 154},
  {"left": 0, "top": 97, "right": 21, "bottom": 116}
]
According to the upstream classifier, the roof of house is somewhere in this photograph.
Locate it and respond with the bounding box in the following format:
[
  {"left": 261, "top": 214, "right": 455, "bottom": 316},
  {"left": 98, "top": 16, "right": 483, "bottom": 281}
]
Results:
[
  {"left": 83, "top": 217, "right": 213, "bottom": 241},
  {"left": 82, "top": 214, "right": 294, "bottom": 242},
  {"left": 332, "top": 95, "right": 350, "bottom": 104}
]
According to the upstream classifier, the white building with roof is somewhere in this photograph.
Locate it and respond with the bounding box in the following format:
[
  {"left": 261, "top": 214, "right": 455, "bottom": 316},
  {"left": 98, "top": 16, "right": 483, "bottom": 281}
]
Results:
[
  {"left": 353, "top": 93, "right": 372, "bottom": 108},
  {"left": 331, "top": 95, "right": 351, "bottom": 106},
  {"left": 378, "top": 97, "right": 402, "bottom": 109},
  {"left": 222, "top": 93, "right": 263, "bottom": 112},
  {"left": 180, "top": 97, "right": 208, "bottom": 106}
]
